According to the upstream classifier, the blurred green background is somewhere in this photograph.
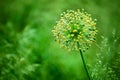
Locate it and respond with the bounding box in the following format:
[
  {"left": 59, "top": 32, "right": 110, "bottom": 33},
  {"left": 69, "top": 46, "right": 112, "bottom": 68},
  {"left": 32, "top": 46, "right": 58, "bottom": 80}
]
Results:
[{"left": 0, "top": 0, "right": 120, "bottom": 80}]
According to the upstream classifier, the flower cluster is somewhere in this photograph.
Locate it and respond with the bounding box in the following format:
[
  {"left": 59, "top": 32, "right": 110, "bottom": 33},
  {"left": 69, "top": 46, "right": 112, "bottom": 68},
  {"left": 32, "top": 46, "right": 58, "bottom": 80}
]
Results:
[{"left": 52, "top": 9, "right": 97, "bottom": 51}]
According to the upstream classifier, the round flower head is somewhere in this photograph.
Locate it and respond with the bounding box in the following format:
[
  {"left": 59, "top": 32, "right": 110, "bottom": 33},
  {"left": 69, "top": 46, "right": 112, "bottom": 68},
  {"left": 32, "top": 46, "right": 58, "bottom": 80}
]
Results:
[{"left": 52, "top": 9, "right": 97, "bottom": 51}]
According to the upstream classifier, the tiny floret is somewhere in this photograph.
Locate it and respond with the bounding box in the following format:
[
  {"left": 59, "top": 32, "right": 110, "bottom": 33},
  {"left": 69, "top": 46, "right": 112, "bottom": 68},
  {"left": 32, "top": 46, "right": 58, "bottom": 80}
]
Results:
[{"left": 52, "top": 9, "right": 97, "bottom": 51}]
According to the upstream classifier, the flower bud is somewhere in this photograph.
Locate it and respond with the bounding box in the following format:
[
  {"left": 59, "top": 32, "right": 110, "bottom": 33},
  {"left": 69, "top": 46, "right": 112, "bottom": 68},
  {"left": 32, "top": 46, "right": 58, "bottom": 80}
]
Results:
[{"left": 52, "top": 9, "right": 97, "bottom": 51}]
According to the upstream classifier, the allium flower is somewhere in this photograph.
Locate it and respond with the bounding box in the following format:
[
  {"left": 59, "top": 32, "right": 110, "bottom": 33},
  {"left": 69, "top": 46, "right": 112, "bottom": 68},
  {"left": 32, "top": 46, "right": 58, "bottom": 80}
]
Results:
[{"left": 52, "top": 9, "right": 97, "bottom": 51}]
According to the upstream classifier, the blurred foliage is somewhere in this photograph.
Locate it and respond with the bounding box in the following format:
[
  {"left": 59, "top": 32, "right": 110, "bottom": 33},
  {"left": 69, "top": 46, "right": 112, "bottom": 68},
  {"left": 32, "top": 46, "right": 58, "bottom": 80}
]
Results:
[
  {"left": 0, "top": 0, "right": 120, "bottom": 80},
  {"left": 91, "top": 35, "right": 120, "bottom": 80}
]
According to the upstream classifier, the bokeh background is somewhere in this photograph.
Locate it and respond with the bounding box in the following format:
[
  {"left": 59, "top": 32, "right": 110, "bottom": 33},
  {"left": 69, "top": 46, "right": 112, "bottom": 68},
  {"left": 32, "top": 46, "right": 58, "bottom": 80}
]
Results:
[{"left": 0, "top": 0, "right": 120, "bottom": 80}]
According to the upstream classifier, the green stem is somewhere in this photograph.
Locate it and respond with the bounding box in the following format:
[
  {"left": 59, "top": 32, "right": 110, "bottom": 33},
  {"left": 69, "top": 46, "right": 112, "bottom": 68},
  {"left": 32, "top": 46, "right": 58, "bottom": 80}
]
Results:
[{"left": 77, "top": 42, "right": 91, "bottom": 80}]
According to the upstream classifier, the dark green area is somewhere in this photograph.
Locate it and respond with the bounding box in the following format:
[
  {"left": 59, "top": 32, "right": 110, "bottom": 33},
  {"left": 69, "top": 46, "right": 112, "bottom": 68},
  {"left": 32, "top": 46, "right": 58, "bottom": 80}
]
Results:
[{"left": 0, "top": 0, "right": 120, "bottom": 80}]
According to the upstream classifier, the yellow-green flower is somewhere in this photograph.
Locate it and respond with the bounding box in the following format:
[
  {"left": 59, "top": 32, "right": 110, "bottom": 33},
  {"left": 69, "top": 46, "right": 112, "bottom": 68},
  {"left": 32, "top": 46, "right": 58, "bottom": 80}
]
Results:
[{"left": 52, "top": 9, "right": 97, "bottom": 51}]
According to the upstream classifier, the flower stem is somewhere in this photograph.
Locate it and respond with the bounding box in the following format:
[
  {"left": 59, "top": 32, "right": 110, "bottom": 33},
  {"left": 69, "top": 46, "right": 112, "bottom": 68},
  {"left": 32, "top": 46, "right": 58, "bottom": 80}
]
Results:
[{"left": 77, "top": 42, "right": 91, "bottom": 80}]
